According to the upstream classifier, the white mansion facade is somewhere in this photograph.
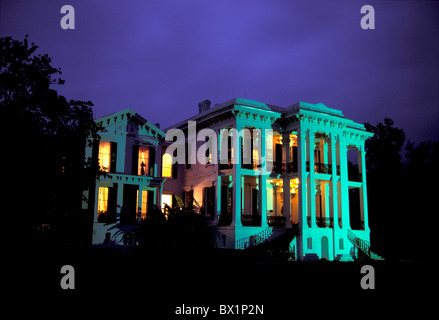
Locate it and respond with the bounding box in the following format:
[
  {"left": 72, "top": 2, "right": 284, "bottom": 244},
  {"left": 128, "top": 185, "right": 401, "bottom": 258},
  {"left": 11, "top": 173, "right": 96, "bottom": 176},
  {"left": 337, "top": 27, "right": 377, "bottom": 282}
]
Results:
[{"left": 84, "top": 98, "right": 380, "bottom": 261}]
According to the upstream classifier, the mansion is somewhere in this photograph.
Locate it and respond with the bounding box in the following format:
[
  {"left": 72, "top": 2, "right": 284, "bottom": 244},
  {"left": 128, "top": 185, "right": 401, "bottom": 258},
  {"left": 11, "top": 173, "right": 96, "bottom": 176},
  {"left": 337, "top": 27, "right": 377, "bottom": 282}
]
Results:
[{"left": 83, "top": 98, "right": 382, "bottom": 261}]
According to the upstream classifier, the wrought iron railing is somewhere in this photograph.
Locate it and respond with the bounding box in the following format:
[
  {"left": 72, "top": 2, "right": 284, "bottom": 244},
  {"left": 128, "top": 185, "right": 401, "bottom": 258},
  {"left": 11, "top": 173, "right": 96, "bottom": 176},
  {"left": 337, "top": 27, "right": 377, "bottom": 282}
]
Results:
[
  {"left": 235, "top": 227, "right": 274, "bottom": 250},
  {"left": 241, "top": 215, "right": 261, "bottom": 226},
  {"left": 316, "top": 217, "right": 333, "bottom": 228},
  {"left": 305, "top": 162, "right": 340, "bottom": 175},
  {"left": 347, "top": 229, "right": 370, "bottom": 257},
  {"left": 267, "top": 216, "right": 286, "bottom": 227}
]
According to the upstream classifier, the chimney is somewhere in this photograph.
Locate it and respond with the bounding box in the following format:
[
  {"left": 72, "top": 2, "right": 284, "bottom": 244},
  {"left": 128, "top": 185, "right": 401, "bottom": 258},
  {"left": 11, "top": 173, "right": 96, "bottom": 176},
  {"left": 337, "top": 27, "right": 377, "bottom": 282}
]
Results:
[
  {"left": 154, "top": 122, "right": 160, "bottom": 129},
  {"left": 198, "top": 99, "right": 211, "bottom": 114}
]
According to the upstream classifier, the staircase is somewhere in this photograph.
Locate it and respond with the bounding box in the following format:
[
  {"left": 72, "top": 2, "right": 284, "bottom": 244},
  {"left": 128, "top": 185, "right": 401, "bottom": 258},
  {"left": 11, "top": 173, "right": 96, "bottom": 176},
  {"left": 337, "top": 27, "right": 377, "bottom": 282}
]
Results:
[
  {"left": 347, "top": 229, "right": 384, "bottom": 261},
  {"left": 235, "top": 227, "right": 274, "bottom": 249},
  {"left": 235, "top": 226, "right": 297, "bottom": 252}
]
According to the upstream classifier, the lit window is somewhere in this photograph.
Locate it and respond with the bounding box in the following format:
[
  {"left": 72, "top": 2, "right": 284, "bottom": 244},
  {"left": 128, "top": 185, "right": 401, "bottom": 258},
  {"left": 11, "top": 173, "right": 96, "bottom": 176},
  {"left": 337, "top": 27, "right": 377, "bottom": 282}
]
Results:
[
  {"left": 98, "top": 187, "right": 109, "bottom": 214},
  {"left": 161, "top": 194, "right": 173, "bottom": 210},
  {"left": 137, "top": 190, "right": 148, "bottom": 220},
  {"left": 138, "top": 146, "right": 149, "bottom": 176},
  {"left": 253, "top": 149, "right": 260, "bottom": 169},
  {"left": 98, "top": 142, "right": 111, "bottom": 172},
  {"left": 162, "top": 153, "right": 172, "bottom": 178}
]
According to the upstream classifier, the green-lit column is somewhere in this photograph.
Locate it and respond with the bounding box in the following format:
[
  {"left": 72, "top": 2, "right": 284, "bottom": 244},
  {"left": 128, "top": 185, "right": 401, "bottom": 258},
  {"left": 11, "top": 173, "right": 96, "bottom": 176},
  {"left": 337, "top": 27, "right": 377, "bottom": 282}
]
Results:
[
  {"left": 259, "top": 128, "right": 268, "bottom": 227},
  {"left": 215, "top": 175, "right": 221, "bottom": 224},
  {"left": 137, "top": 187, "right": 143, "bottom": 221},
  {"left": 93, "top": 183, "right": 99, "bottom": 223},
  {"left": 232, "top": 123, "right": 242, "bottom": 227},
  {"left": 297, "top": 128, "right": 308, "bottom": 229},
  {"left": 329, "top": 133, "right": 339, "bottom": 229},
  {"left": 338, "top": 138, "right": 350, "bottom": 229},
  {"left": 358, "top": 146, "right": 370, "bottom": 232},
  {"left": 282, "top": 132, "right": 292, "bottom": 228},
  {"left": 307, "top": 129, "right": 317, "bottom": 228},
  {"left": 117, "top": 183, "right": 123, "bottom": 223}
]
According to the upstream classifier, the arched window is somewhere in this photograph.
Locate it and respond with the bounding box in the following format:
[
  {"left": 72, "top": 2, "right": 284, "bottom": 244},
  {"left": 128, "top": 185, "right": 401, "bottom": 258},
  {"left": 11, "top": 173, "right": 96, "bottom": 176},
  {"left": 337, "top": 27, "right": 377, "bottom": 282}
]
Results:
[{"left": 162, "top": 153, "right": 173, "bottom": 178}]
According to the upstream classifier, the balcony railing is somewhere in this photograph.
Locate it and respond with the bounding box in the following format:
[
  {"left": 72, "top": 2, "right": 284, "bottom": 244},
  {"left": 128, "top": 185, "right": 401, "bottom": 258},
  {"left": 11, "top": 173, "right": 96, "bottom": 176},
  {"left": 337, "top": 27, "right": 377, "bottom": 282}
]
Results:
[
  {"left": 306, "top": 162, "right": 340, "bottom": 175},
  {"left": 267, "top": 215, "right": 286, "bottom": 227},
  {"left": 271, "top": 161, "right": 297, "bottom": 174},
  {"left": 241, "top": 215, "right": 261, "bottom": 226},
  {"left": 316, "top": 217, "right": 333, "bottom": 228}
]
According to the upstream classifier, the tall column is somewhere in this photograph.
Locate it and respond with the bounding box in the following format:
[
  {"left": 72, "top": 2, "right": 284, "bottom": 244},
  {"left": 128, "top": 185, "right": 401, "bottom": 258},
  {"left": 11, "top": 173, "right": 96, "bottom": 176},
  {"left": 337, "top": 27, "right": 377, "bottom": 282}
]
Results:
[
  {"left": 231, "top": 123, "right": 242, "bottom": 227},
  {"left": 322, "top": 139, "right": 330, "bottom": 224},
  {"left": 338, "top": 138, "right": 350, "bottom": 229},
  {"left": 117, "top": 183, "right": 123, "bottom": 223},
  {"left": 307, "top": 129, "right": 317, "bottom": 228},
  {"left": 137, "top": 187, "right": 143, "bottom": 221},
  {"left": 215, "top": 175, "right": 221, "bottom": 224},
  {"left": 272, "top": 184, "right": 278, "bottom": 216},
  {"left": 297, "top": 129, "right": 308, "bottom": 229},
  {"left": 259, "top": 128, "right": 268, "bottom": 227},
  {"left": 329, "top": 133, "right": 339, "bottom": 229},
  {"left": 282, "top": 132, "right": 292, "bottom": 227},
  {"left": 259, "top": 176, "right": 268, "bottom": 227},
  {"left": 157, "top": 184, "right": 163, "bottom": 208},
  {"left": 93, "top": 183, "right": 100, "bottom": 223},
  {"left": 358, "top": 146, "right": 370, "bottom": 231}
]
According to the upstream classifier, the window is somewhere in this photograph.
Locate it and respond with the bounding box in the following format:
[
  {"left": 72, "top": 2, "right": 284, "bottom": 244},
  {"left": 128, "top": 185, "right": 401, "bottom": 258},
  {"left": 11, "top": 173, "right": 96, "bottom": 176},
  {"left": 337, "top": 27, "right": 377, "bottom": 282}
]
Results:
[
  {"left": 162, "top": 153, "right": 173, "bottom": 177},
  {"left": 161, "top": 194, "right": 173, "bottom": 211},
  {"left": 98, "top": 187, "right": 109, "bottom": 214},
  {"left": 98, "top": 142, "right": 111, "bottom": 172},
  {"left": 137, "top": 190, "right": 148, "bottom": 220},
  {"left": 138, "top": 146, "right": 149, "bottom": 176},
  {"left": 339, "top": 238, "right": 344, "bottom": 250},
  {"left": 253, "top": 149, "right": 260, "bottom": 169}
]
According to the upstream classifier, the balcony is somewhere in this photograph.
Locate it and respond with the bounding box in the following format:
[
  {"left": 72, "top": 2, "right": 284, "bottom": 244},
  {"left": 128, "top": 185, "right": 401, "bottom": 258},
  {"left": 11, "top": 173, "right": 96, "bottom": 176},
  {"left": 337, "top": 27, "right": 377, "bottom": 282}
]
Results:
[
  {"left": 241, "top": 214, "right": 261, "bottom": 226},
  {"left": 316, "top": 217, "right": 332, "bottom": 228},
  {"left": 271, "top": 161, "right": 297, "bottom": 174},
  {"left": 306, "top": 162, "right": 340, "bottom": 175},
  {"left": 267, "top": 215, "right": 286, "bottom": 227}
]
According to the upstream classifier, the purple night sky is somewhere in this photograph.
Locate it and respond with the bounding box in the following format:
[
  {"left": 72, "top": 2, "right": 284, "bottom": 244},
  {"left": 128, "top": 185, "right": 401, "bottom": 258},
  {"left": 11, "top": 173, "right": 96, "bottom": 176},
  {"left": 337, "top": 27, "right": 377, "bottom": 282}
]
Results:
[{"left": 1, "top": 0, "right": 438, "bottom": 143}]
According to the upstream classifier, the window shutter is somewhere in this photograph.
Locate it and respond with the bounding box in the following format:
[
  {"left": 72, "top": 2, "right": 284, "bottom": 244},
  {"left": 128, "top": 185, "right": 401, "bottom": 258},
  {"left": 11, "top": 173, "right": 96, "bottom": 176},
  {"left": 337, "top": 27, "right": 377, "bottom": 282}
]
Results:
[
  {"left": 110, "top": 142, "right": 117, "bottom": 173},
  {"left": 172, "top": 162, "right": 178, "bottom": 179},
  {"left": 132, "top": 145, "right": 139, "bottom": 175},
  {"left": 149, "top": 147, "right": 155, "bottom": 177}
]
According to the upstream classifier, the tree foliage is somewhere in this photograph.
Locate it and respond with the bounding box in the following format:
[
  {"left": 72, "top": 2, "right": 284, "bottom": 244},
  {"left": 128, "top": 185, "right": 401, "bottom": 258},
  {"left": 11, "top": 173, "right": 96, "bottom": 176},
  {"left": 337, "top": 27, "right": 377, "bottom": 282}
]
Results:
[
  {"left": 365, "top": 118, "right": 437, "bottom": 260},
  {"left": 0, "top": 36, "right": 102, "bottom": 246}
]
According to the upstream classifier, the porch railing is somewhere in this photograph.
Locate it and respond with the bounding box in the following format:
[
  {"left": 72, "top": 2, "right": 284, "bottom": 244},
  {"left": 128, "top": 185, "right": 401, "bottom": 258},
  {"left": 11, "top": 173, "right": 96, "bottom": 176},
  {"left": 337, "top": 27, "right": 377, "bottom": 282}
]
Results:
[
  {"left": 235, "top": 227, "right": 274, "bottom": 250},
  {"left": 267, "top": 216, "right": 286, "bottom": 227},
  {"left": 241, "top": 215, "right": 261, "bottom": 226},
  {"left": 306, "top": 162, "right": 340, "bottom": 175}
]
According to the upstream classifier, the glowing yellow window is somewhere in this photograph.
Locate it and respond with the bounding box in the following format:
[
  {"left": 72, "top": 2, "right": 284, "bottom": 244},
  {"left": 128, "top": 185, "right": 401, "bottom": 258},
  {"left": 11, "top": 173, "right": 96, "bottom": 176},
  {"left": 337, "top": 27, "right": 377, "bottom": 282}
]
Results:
[
  {"left": 136, "top": 190, "right": 148, "bottom": 220},
  {"left": 98, "top": 141, "right": 111, "bottom": 172},
  {"left": 97, "top": 187, "right": 109, "bottom": 214},
  {"left": 161, "top": 194, "right": 173, "bottom": 211},
  {"left": 138, "top": 146, "right": 149, "bottom": 176},
  {"left": 253, "top": 149, "right": 260, "bottom": 169},
  {"left": 162, "top": 153, "right": 172, "bottom": 178}
]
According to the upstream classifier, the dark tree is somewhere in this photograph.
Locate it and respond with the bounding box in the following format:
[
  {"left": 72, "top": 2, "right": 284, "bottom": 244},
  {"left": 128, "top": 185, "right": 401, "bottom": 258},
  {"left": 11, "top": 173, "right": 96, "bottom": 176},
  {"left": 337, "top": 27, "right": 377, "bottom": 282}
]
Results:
[
  {"left": 365, "top": 118, "right": 437, "bottom": 261},
  {"left": 364, "top": 118, "right": 406, "bottom": 259},
  {"left": 402, "top": 140, "right": 438, "bottom": 259},
  {"left": 0, "top": 36, "right": 102, "bottom": 248}
]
